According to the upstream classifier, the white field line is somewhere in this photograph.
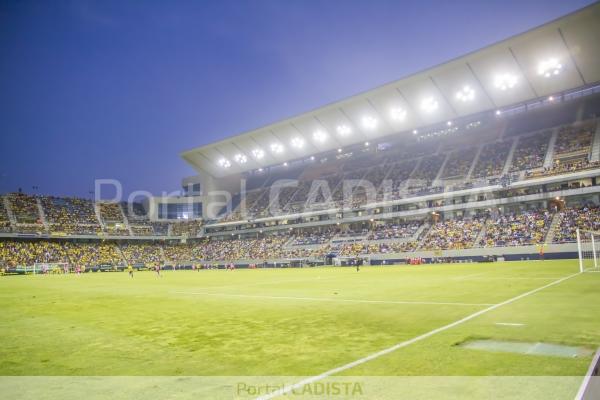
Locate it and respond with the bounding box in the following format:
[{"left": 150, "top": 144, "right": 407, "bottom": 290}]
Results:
[
  {"left": 458, "top": 276, "right": 565, "bottom": 281},
  {"left": 193, "top": 275, "right": 338, "bottom": 291},
  {"left": 495, "top": 322, "right": 525, "bottom": 326},
  {"left": 173, "top": 291, "right": 495, "bottom": 307},
  {"left": 255, "top": 271, "right": 582, "bottom": 400},
  {"left": 452, "top": 271, "right": 490, "bottom": 280}
]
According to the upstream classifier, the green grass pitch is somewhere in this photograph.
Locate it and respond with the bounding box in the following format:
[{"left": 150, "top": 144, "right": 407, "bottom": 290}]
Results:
[{"left": 1, "top": 260, "right": 599, "bottom": 398}]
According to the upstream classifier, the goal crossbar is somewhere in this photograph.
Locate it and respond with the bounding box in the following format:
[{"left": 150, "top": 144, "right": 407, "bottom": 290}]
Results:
[{"left": 577, "top": 228, "right": 600, "bottom": 273}]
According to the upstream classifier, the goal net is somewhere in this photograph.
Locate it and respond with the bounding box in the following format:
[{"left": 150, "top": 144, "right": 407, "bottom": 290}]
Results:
[
  {"left": 32, "top": 262, "right": 70, "bottom": 274},
  {"left": 577, "top": 228, "right": 600, "bottom": 273}
]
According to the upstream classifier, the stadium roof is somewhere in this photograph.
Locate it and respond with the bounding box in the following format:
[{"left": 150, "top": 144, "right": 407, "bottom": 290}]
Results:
[{"left": 181, "top": 3, "right": 600, "bottom": 178}]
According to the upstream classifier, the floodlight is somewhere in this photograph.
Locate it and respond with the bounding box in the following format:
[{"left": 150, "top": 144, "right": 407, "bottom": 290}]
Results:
[
  {"left": 361, "top": 116, "right": 378, "bottom": 130},
  {"left": 312, "top": 130, "right": 328, "bottom": 143},
  {"left": 291, "top": 137, "right": 305, "bottom": 149},
  {"left": 420, "top": 97, "right": 438, "bottom": 112},
  {"left": 336, "top": 124, "right": 352, "bottom": 136},
  {"left": 537, "top": 58, "right": 562, "bottom": 78},
  {"left": 390, "top": 107, "right": 407, "bottom": 121},
  {"left": 494, "top": 73, "right": 518, "bottom": 90},
  {"left": 455, "top": 85, "right": 475, "bottom": 102},
  {"left": 217, "top": 158, "right": 231, "bottom": 168},
  {"left": 270, "top": 143, "right": 284, "bottom": 154},
  {"left": 234, "top": 154, "right": 247, "bottom": 164},
  {"left": 252, "top": 149, "right": 265, "bottom": 159}
]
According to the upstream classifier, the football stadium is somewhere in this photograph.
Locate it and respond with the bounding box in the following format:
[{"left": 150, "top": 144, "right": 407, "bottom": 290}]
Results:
[{"left": 2, "top": 2, "right": 600, "bottom": 400}]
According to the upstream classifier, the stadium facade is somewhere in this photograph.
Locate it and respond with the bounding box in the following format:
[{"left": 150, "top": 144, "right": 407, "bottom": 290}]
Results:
[{"left": 2, "top": 3, "right": 600, "bottom": 271}]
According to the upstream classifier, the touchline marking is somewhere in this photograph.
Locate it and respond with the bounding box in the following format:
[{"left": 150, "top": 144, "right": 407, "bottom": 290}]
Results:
[
  {"left": 174, "top": 291, "right": 494, "bottom": 307},
  {"left": 255, "top": 271, "right": 581, "bottom": 400},
  {"left": 459, "top": 276, "right": 564, "bottom": 281},
  {"left": 495, "top": 322, "right": 525, "bottom": 326}
]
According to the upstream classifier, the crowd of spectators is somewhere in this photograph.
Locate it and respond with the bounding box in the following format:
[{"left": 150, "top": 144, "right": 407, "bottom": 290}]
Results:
[
  {"left": 420, "top": 218, "right": 484, "bottom": 250},
  {"left": 411, "top": 154, "right": 445, "bottom": 181},
  {"left": 480, "top": 210, "right": 552, "bottom": 247},
  {"left": 170, "top": 220, "right": 203, "bottom": 237},
  {"left": 441, "top": 147, "right": 478, "bottom": 179},
  {"left": 554, "top": 124, "right": 594, "bottom": 155},
  {"left": 0, "top": 240, "right": 121, "bottom": 268},
  {"left": 99, "top": 202, "right": 124, "bottom": 223},
  {"left": 384, "top": 160, "right": 416, "bottom": 196},
  {"left": 553, "top": 206, "right": 600, "bottom": 243},
  {"left": 120, "top": 243, "right": 164, "bottom": 266},
  {"left": 7, "top": 193, "right": 42, "bottom": 225},
  {"left": 290, "top": 227, "right": 339, "bottom": 246},
  {"left": 510, "top": 131, "right": 551, "bottom": 172},
  {"left": 472, "top": 141, "right": 512, "bottom": 178},
  {"left": 526, "top": 159, "right": 600, "bottom": 179},
  {"left": 368, "top": 221, "right": 422, "bottom": 240},
  {"left": 0, "top": 197, "right": 11, "bottom": 232},
  {"left": 1, "top": 204, "right": 600, "bottom": 266},
  {"left": 42, "top": 196, "right": 101, "bottom": 234},
  {"left": 337, "top": 240, "right": 419, "bottom": 256}
]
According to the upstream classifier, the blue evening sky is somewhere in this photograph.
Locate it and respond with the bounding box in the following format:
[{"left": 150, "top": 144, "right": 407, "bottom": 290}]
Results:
[{"left": 0, "top": 0, "right": 595, "bottom": 198}]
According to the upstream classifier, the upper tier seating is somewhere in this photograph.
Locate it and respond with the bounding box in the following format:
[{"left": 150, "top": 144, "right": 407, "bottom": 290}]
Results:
[
  {"left": 41, "top": 196, "right": 101, "bottom": 234},
  {"left": 510, "top": 131, "right": 551, "bottom": 172},
  {"left": 472, "top": 140, "right": 512, "bottom": 178}
]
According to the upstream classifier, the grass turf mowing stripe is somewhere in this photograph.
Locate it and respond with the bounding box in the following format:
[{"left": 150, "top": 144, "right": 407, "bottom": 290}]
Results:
[
  {"left": 173, "top": 291, "right": 495, "bottom": 307},
  {"left": 255, "top": 271, "right": 582, "bottom": 400}
]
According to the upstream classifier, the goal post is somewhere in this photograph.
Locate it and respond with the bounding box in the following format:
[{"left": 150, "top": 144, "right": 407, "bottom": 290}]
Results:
[
  {"left": 577, "top": 228, "right": 599, "bottom": 273},
  {"left": 32, "top": 262, "right": 70, "bottom": 274}
]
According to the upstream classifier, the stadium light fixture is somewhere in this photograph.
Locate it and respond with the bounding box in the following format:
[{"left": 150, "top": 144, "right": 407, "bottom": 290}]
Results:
[
  {"left": 233, "top": 154, "right": 247, "bottom": 164},
  {"left": 412, "top": 129, "right": 418, "bottom": 135},
  {"left": 291, "top": 137, "right": 305, "bottom": 149},
  {"left": 270, "top": 143, "right": 284, "bottom": 154},
  {"left": 447, "top": 121, "right": 453, "bottom": 126},
  {"left": 336, "top": 124, "right": 352, "bottom": 137},
  {"left": 537, "top": 58, "right": 562, "bottom": 78},
  {"left": 495, "top": 110, "right": 502, "bottom": 116},
  {"left": 361, "top": 116, "right": 378, "bottom": 130},
  {"left": 364, "top": 141, "right": 370, "bottom": 147},
  {"left": 548, "top": 96, "right": 555, "bottom": 101},
  {"left": 337, "top": 148, "right": 342, "bottom": 153},
  {"left": 494, "top": 73, "right": 518, "bottom": 91},
  {"left": 420, "top": 97, "right": 438, "bottom": 113},
  {"left": 390, "top": 107, "right": 407, "bottom": 121},
  {"left": 252, "top": 148, "right": 265, "bottom": 160},
  {"left": 283, "top": 162, "right": 288, "bottom": 167},
  {"left": 310, "top": 156, "right": 315, "bottom": 161},
  {"left": 217, "top": 158, "right": 231, "bottom": 168},
  {"left": 312, "top": 130, "right": 328, "bottom": 143},
  {"left": 455, "top": 85, "right": 475, "bottom": 102}
]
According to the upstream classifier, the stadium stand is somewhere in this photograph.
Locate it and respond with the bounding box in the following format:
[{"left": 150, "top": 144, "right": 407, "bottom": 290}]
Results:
[
  {"left": 552, "top": 205, "right": 600, "bottom": 243},
  {"left": 480, "top": 210, "right": 553, "bottom": 247},
  {"left": 472, "top": 140, "right": 513, "bottom": 178},
  {"left": 510, "top": 131, "right": 551, "bottom": 172},
  {"left": 2, "top": 101, "right": 600, "bottom": 267},
  {"left": 420, "top": 217, "right": 485, "bottom": 250},
  {"left": 41, "top": 196, "right": 101, "bottom": 235}
]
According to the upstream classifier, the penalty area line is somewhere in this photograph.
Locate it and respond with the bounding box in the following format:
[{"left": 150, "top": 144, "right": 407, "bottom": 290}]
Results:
[
  {"left": 173, "top": 291, "right": 495, "bottom": 307},
  {"left": 255, "top": 271, "right": 582, "bottom": 400}
]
